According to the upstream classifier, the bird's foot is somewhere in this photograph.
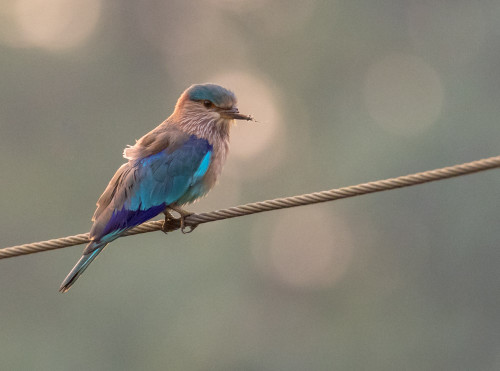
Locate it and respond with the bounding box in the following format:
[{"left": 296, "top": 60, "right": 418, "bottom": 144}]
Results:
[
  {"left": 171, "top": 206, "right": 198, "bottom": 234},
  {"left": 162, "top": 206, "right": 198, "bottom": 234},
  {"left": 161, "top": 210, "right": 179, "bottom": 234}
]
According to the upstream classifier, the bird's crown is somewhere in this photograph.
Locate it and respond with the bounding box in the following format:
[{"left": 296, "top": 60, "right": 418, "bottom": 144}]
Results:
[{"left": 186, "top": 83, "right": 236, "bottom": 109}]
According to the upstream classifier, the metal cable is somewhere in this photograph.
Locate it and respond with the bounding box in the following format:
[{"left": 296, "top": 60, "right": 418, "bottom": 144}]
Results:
[{"left": 1, "top": 155, "right": 499, "bottom": 259}]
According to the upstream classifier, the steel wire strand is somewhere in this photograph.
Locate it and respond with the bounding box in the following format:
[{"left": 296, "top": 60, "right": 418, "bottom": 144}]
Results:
[{"left": 1, "top": 155, "right": 499, "bottom": 259}]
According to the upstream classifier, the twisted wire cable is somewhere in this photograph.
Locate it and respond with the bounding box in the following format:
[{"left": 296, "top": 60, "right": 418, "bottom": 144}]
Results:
[{"left": 1, "top": 155, "right": 499, "bottom": 260}]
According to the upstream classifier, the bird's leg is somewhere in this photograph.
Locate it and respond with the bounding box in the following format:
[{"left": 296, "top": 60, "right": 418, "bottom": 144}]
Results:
[
  {"left": 169, "top": 205, "right": 198, "bottom": 234},
  {"left": 162, "top": 206, "right": 198, "bottom": 234},
  {"left": 161, "top": 209, "right": 180, "bottom": 234}
]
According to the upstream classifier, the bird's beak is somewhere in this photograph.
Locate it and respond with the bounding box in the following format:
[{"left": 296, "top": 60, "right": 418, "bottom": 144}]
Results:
[{"left": 219, "top": 107, "right": 254, "bottom": 121}]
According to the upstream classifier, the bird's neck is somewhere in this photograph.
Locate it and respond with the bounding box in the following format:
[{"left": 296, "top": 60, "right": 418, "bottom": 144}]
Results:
[{"left": 170, "top": 114, "right": 231, "bottom": 149}]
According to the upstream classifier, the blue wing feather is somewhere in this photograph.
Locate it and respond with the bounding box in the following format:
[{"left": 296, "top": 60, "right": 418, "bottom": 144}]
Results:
[
  {"left": 192, "top": 151, "right": 211, "bottom": 181},
  {"left": 100, "top": 203, "right": 167, "bottom": 238},
  {"left": 97, "top": 135, "right": 212, "bottom": 242}
]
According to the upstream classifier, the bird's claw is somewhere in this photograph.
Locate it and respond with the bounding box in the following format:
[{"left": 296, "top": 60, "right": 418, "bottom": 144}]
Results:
[
  {"left": 177, "top": 209, "right": 197, "bottom": 234},
  {"left": 180, "top": 222, "right": 197, "bottom": 234},
  {"left": 162, "top": 208, "right": 198, "bottom": 234}
]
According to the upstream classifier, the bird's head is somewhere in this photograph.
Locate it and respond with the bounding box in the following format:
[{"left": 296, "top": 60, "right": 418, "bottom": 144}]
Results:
[{"left": 172, "top": 83, "right": 253, "bottom": 138}]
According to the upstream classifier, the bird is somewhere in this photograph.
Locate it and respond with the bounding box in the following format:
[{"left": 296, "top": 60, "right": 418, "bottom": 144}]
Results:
[{"left": 59, "top": 83, "right": 253, "bottom": 292}]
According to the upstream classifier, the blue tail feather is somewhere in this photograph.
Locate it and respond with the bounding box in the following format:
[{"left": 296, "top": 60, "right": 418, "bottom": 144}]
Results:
[{"left": 59, "top": 242, "right": 107, "bottom": 293}]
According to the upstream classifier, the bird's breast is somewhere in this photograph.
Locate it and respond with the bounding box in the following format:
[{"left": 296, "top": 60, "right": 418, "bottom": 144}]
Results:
[{"left": 177, "top": 137, "right": 229, "bottom": 205}]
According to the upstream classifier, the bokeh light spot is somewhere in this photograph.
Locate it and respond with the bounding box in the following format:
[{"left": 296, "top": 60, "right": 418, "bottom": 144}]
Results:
[
  {"left": 14, "top": 0, "right": 101, "bottom": 50},
  {"left": 210, "top": 71, "right": 281, "bottom": 157},
  {"left": 209, "top": 71, "right": 286, "bottom": 180},
  {"left": 364, "top": 53, "right": 444, "bottom": 136},
  {"left": 253, "top": 208, "right": 354, "bottom": 290}
]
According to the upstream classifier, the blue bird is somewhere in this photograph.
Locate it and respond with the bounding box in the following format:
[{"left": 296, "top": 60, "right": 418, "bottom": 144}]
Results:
[{"left": 59, "top": 84, "right": 253, "bottom": 292}]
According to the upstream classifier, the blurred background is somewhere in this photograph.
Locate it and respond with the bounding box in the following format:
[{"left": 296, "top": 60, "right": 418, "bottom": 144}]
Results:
[{"left": 1, "top": 1, "right": 499, "bottom": 370}]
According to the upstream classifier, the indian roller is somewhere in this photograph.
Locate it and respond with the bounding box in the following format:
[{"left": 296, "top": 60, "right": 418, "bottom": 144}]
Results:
[{"left": 59, "top": 83, "right": 253, "bottom": 292}]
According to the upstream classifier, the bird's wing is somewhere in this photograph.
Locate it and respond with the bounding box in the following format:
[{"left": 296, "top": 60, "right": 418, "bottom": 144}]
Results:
[
  {"left": 87, "top": 135, "right": 212, "bottom": 250},
  {"left": 92, "top": 126, "right": 185, "bottom": 222}
]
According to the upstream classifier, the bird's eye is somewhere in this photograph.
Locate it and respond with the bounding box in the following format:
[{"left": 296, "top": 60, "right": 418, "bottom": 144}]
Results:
[{"left": 203, "top": 100, "right": 213, "bottom": 109}]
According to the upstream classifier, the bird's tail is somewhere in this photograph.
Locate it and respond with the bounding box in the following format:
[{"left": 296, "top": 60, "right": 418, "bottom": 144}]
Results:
[{"left": 59, "top": 241, "right": 107, "bottom": 293}]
